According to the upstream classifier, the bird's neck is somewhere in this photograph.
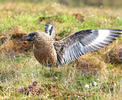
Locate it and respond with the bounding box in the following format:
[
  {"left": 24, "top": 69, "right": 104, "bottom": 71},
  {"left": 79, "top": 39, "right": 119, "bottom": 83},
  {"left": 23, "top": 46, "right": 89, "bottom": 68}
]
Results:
[{"left": 33, "top": 36, "right": 53, "bottom": 49}]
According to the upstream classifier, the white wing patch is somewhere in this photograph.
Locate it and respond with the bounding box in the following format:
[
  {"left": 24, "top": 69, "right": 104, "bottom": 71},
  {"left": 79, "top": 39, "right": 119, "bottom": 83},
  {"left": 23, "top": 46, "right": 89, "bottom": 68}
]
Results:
[
  {"left": 94, "top": 30, "right": 110, "bottom": 43},
  {"left": 84, "top": 29, "right": 119, "bottom": 52},
  {"left": 59, "top": 29, "right": 121, "bottom": 65}
]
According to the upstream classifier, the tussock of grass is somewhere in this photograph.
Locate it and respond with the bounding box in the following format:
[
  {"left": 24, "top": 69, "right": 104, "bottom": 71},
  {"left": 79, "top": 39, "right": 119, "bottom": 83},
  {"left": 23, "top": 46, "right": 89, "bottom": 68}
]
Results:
[
  {"left": 105, "top": 44, "right": 122, "bottom": 64},
  {"left": 75, "top": 54, "right": 107, "bottom": 75},
  {"left": 0, "top": 1, "right": 122, "bottom": 100}
]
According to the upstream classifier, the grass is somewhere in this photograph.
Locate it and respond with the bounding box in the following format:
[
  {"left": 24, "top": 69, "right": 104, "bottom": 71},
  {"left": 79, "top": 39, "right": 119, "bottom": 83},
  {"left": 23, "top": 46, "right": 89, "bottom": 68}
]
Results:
[{"left": 0, "top": 1, "right": 122, "bottom": 100}]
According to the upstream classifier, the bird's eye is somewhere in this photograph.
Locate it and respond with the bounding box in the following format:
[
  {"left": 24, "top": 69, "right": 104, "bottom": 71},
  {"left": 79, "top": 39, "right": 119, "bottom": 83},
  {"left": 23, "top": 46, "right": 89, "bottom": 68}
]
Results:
[{"left": 29, "top": 33, "right": 35, "bottom": 37}]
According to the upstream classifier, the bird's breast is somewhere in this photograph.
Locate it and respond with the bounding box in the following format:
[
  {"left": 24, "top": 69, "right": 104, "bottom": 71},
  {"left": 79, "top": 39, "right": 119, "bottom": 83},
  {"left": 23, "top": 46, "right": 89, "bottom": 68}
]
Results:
[{"left": 33, "top": 41, "right": 57, "bottom": 66}]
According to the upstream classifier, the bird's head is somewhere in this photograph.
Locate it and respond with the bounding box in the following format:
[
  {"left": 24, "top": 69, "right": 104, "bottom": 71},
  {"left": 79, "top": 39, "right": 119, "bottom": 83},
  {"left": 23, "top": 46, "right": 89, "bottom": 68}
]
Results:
[{"left": 23, "top": 32, "right": 42, "bottom": 42}]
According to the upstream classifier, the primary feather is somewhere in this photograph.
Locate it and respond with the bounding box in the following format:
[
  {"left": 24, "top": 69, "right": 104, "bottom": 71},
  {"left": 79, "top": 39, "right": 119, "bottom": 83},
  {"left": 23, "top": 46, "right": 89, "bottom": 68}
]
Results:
[
  {"left": 24, "top": 26, "right": 122, "bottom": 66},
  {"left": 54, "top": 29, "right": 122, "bottom": 65}
]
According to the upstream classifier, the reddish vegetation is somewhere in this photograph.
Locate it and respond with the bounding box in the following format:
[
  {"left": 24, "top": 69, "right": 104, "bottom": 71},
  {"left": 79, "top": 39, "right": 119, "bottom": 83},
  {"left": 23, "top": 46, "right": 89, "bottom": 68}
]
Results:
[
  {"left": 18, "top": 81, "right": 94, "bottom": 98},
  {"left": 106, "top": 45, "right": 122, "bottom": 64},
  {"left": 1, "top": 33, "right": 32, "bottom": 56},
  {"left": 10, "top": 33, "right": 33, "bottom": 53},
  {"left": 73, "top": 13, "right": 84, "bottom": 22},
  {"left": 75, "top": 55, "right": 107, "bottom": 75},
  {"left": 119, "top": 48, "right": 122, "bottom": 62},
  {"left": 18, "top": 81, "right": 62, "bottom": 96},
  {"left": 0, "top": 36, "right": 8, "bottom": 44},
  {"left": 0, "top": 26, "right": 33, "bottom": 57},
  {"left": 18, "top": 81, "right": 43, "bottom": 96}
]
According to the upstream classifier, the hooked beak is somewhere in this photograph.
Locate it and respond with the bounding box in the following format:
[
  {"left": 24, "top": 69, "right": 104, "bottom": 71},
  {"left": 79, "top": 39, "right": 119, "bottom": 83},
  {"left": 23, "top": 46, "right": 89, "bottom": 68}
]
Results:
[{"left": 23, "top": 35, "right": 32, "bottom": 41}]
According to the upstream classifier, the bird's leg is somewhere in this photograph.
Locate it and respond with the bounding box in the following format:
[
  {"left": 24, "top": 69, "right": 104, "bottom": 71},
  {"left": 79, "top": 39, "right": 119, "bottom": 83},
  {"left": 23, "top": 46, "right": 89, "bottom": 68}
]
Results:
[
  {"left": 48, "top": 64, "right": 52, "bottom": 72},
  {"left": 41, "top": 64, "right": 44, "bottom": 70},
  {"left": 48, "top": 64, "right": 55, "bottom": 77},
  {"left": 48, "top": 64, "right": 57, "bottom": 77}
]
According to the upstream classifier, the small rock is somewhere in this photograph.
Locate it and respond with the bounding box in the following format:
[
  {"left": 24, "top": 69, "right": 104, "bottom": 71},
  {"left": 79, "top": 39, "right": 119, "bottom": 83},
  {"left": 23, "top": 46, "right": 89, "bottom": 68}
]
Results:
[
  {"left": 92, "top": 81, "right": 97, "bottom": 86},
  {"left": 85, "top": 84, "right": 89, "bottom": 88}
]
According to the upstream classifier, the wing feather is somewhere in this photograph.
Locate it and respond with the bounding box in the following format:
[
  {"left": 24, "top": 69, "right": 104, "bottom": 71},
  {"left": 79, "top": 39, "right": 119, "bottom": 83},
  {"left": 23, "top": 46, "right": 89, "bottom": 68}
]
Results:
[
  {"left": 54, "top": 29, "right": 122, "bottom": 65},
  {"left": 45, "top": 24, "right": 55, "bottom": 38}
]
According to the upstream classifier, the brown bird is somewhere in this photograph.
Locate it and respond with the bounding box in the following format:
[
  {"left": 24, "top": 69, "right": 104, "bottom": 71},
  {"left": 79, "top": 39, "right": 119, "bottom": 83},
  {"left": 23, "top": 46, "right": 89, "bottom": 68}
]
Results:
[{"left": 23, "top": 24, "right": 122, "bottom": 66}]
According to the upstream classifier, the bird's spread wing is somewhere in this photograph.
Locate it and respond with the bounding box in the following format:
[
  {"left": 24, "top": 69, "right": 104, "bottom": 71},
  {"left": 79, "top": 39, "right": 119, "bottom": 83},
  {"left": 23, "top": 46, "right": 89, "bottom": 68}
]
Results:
[{"left": 54, "top": 29, "right": 122, "bottom": 65}]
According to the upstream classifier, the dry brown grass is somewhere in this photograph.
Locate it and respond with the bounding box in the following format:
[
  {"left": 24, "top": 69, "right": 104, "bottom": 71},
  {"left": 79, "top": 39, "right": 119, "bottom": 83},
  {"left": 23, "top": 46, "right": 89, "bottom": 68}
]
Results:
[
  {"left": 73, "top": 54, "right": 107, "bottom": 75},
  {"left": 0, "top": 1, "right": 121, "bottom": 99},
  {"left": 0, "top": 36, "right": 8, "bottom": 45},
  {"left": 103, "top": 44, "right": 122, "bottom": 64},
  {"left": 72, "top": 12, "right": 85, "bottom": 22},
  {"left": 0, "top": 26, "right": 33, "bottom": 58}
]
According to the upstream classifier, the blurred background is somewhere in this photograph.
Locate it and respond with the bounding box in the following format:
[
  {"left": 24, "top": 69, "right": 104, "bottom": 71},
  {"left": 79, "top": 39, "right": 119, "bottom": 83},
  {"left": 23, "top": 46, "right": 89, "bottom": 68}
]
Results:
[
  {"left": 0, "top": 0, "right": 122, "bottom": 99},
  {"left": 0, "top": 0, "right": 122, "bottom": 8}
]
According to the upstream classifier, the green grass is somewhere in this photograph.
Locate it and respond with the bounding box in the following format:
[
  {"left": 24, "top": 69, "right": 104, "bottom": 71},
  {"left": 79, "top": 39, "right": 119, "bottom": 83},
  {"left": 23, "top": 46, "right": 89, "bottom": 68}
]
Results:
[{"left": 0, "top": 1, "right": 122, "bottom": 100}]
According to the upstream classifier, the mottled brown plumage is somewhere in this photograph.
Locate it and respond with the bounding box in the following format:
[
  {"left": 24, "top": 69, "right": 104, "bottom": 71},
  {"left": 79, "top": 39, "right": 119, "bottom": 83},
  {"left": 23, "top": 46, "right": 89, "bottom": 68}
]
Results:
[
  {"left": 33, "top": 32, "right": 57, "bottom": 65},
  {"left": 23, "top": 26, "right": 122, "bottom": 66}
]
